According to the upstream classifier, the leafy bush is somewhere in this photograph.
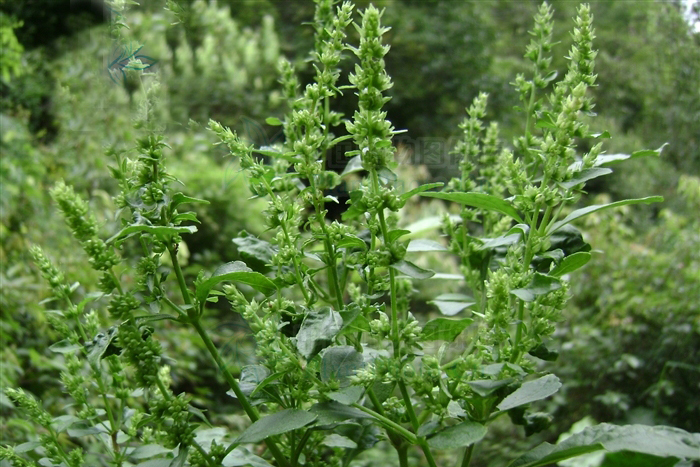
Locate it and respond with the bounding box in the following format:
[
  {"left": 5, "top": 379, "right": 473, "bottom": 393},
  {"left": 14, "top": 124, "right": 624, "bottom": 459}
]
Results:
[
  {"left": 2, "top": 2, "right": 699, "bottom": 467},
  {"left": 556, "top": 177, "right": 700, "bottom": 433}
]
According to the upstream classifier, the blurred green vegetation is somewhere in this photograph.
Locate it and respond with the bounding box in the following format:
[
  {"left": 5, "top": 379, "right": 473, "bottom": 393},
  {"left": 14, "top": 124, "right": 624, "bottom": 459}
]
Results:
[{"left": 1, "top": 0, "right": 698, "bottom": 464}]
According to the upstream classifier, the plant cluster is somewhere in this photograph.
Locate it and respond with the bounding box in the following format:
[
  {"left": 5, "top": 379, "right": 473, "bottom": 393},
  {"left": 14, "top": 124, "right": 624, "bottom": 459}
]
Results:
[{"left": 2, "top": 1, "right": 699, "bottom": 467}]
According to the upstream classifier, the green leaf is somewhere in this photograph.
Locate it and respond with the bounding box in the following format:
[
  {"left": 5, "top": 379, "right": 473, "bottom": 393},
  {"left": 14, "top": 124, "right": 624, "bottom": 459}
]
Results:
[
  {"left": 321, "top": 346, "right": 364, "bottom": 385},
  {"left": 542, "top": 70, "right": 558, "bottom": 84},
  {"left": 591, "top": 143, "right": 668, "bottom": 167},
  {"left": 387, "top": 229, "right": 412, "bottom": 243},
  {"left": 511, "top": 273, "right": 562, "bottom": 302},
  {"left": 528, "top": 343, "right": 559, "bottom": 362},
  {"left": 265, "top": 117, "right": 283, "bottom": 126},
  {"left": 406, "top": 239, "right": 448, "bottom": 252},
  {"left": 377, "top": 167, "right": 397, "bottom": 183},
  {"left": 338, "top": 304, "right": 369, "bottom": 335},
  {"left": 85, "top": 326, "right": 120, "bottom": 365},
  {"left": 222, "top": 447, "right": 274, "bottom": 467},
  {"left": 296, "top": 307, "right": 343, "bottom": 360},
  {"left": 137, "top": 459, "right": 173, "bottom": 467},
  {"left": 239, "top": 365, "right": 271, "bottom": 395},
  {"left": 548, "top": 197, "right": 664, "bottom": 234},
  {"left": 427, "top": 420, "right": 487, "bottom": 450},
  {"left": 497, "top": 374, "right": 562, "bottom": 411},
  {"left": 419, "top": 191, "right": 523, "bottom": 223},
  {"left": 235, "top": 409, "right": 317, "bottom": 444},
  {"left": 172, "top": 212, "right": 200, "bottom": 224},
  {"left": 130, "top": 444, "right": 171, "bottom": 460},
  {"left": 171, "top": 193, "right": 210, "bottom": 208},
  {"left": 335, "top": 234, "right": 368, "bottom": 250},
  {"left": 508, "top": 423, "right": 700, "bottom": 467},
  {"left": 232, "top": 233, "right": 277, "bottom": 274},
  {"left": 49, "top": 339, "right": 82, "bottom": 354},
  {"left": 250, "top": 371, "right": 285, "bottom": 397},
  {"left": 549, "top": 252, "right": 591, "bottom": 277},
  {"left": 329, "top": 134, "right": 354, "bottom": 146},
  {"left": 310, "top": 401, "right": 373, "bottom": 426},
  {"left": 67, "top": 422, "right": 108, "bottom": 437},
  {"left": 328, "top": 386, "right": 365, "bottom": 405},
  {"left": 535, "top": 112, "right": 557, "bottom": 130},
  {"left": 429, "top": 293, "right": 476, "bottom": 316},
  {"left": 107, "top": 225, "right": 197, "bottom": 244},
  {"left": 421, "top": 318, "right": 473, "bottom": 342},
  {"left": 467, "top": 379, "right": 514, "bottom": 397},
  {"left": 560, "top": 168, "right": 613, "bottom": 189},
  {"left": 399, "top": 182, "right": 445, "bottom": 203},
  {"left": 13, "top": 442, "right": 42, "bottom": 454},
  {"left": 341, "top": 155, "right": 364, "bottom": 177},
  {"left": 195, "top": 261, "right": 277, "bottom": 303},
  {"left": 391, "top": 260, "right": 435, "bottom": 279},
  {"left": 323, "top": 434, "right": 358, "bottom": 449},
  {"left": 477, "top": 233, "right": 522, "bottom": 250}
]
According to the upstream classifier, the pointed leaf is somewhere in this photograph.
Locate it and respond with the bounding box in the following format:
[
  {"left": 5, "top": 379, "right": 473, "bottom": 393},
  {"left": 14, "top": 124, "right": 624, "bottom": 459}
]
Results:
[
  {"left": 341, "top": 155, "right": 364, "bottom": 177},
  {"left": 560, "top": 168, "right": 613, "bottom": 189},
  {"left": 419, "top": 192, "right": 523, "bottom": 223},
  {"left": 406, "top": 239, "right": 448, "bottom": 252},
  {"left": 296, "top": 307, "right": 343, "bottom": 360},
  {"left": 508, "top": 423, "right": 700, "bottom": 467},
  {"left": 171, "top": 193, "right": 209, "bottom": 208},
  {"left": 511, "top": 273, "right": 562, "bottom": 302},
  {"left": 196, "top": 261, "right": 277, "bottom": 302},
  {"left": 335, "top": 235, "right": 368, "bottom": 250},
  {"left": 265, "top": 117, "right": 283, "bottom": 126},
  {"left": 548, "top": 197, "right": 664, "bottom": 234},
  {"left": 232, "top": 233, "right": 277, "bottom": 273},
  {"left": 497, "top": 374, "right": 562, "bottom": 411},
  {"left": 591, "top": 143, "right": 668, "bottom": 167},
  {"left": 49, "top": 339, "right": 82, "bottom": 354},
  {"left": 427, "top": 420, "right": 487, "bottom": 450},
  {"left": 467, "top": 379, "right": 514, "bottom": 397},
  {"left": 235, "top": 409, "right": 317, "bottom": 444},
  {"left": 549, "top": 252, "right": 591, "bottom": 277},
  {"left": 391, "top": 260, "right": 435, "bottom": 279},
  {"left": 387, "top": 229, "right": 411, "bottom": 243},
  {"left": 399, "top": 182, "right": 444, "bottom": 203},
  {"left": 327, "top": 386, "right": 365, "bottom": 405},
  {"left": 222, "top": 447, "right": 274, "bottom": 467},
  {"left": 321, "top": 346, "right": 364, "bottom": 385},
  {"left": 107, "top": 225, "right": 197, "bottom": 244},
  {"left": 310, "top": 401, "right": 373, "bottom": 426},
  {"left": 323, "top": 434, "right": 358, "bottom": 449},
  {"left": 130, "top": 444, "right": 171, "bottom": 460},
  {"left": 421, "top": 318, "right": 473, "bottom": 341}
]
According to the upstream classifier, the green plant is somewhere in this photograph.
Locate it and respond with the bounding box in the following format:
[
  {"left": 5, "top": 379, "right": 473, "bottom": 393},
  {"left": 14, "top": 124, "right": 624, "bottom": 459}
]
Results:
[{"left": 2, "top": 2, "right": 699, "bottom": 467}]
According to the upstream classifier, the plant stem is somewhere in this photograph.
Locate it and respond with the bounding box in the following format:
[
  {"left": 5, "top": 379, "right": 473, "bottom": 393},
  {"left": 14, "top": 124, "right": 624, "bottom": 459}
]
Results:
[
  {"left": 167, "top": 246, "right": 290, "bottom": 467},
  {"left": 291, "top": 429, "right": 312, "bottom": 467},
  {"left": 351, "top": 403, "right": 418, "bottom": 444},
  {"left": 460, "top": 444, "right": 475, "bottom": 467},
  {"left": 397, "top": 444, "right": 409, "bottom": 467},
  {"left": 418, "top": 439, "right": 439, "bottom": 467}
]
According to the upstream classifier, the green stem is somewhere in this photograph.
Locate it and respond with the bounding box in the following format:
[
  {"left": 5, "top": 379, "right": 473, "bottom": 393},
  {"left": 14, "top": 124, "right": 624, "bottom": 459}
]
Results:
[
  {"left": 167, "top": 246, "right": 289, "bottom": 467},
  {"left": 350, "top": 403, "right": 418, "bottom": 444},
  {"left": 460, "top": 443, "right": 475, "bottom": 467},
  {"left": 168, "top": 247, "right": 192, "bottom": 307},
  {"left": 398, "top": 381, "right": 420, "bottom": 432},
  {"left": 371, "top": 170, "right": 400, "bottom": 355},
  {"left": 397, "top": 444, "right": 409, "bottom": 467},
  {"left": 291, "top": 429, "right": 313, "bottom": 467},
  {"left": 418, "top": 439, "right": 439, "bottom": 467}
]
